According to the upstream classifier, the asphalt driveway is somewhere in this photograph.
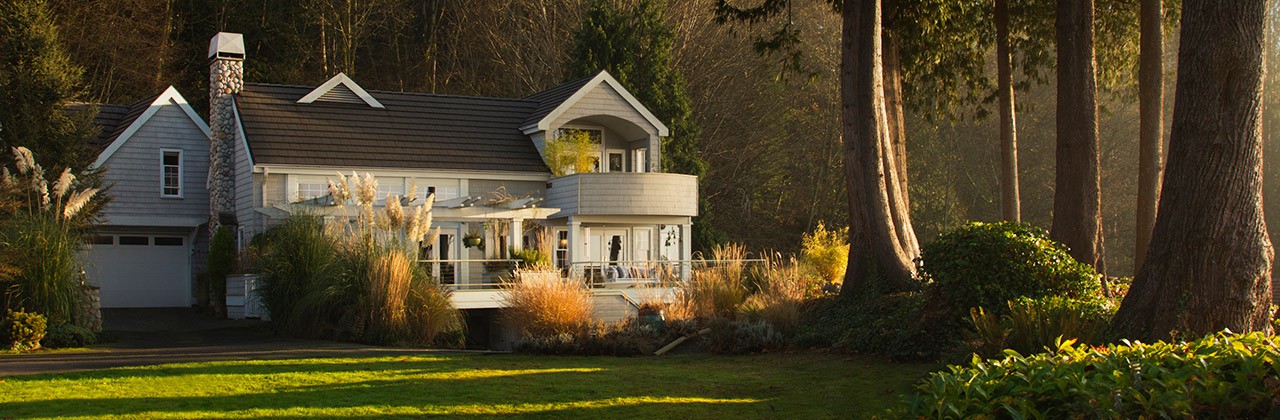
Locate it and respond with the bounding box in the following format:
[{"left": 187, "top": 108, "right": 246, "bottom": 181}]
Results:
[{"left": 0, "top": 308, "right": 460, "bottom": 376}]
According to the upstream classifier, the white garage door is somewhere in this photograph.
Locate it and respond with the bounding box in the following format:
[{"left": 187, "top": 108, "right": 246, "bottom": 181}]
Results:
[{"left": 82, "top": 234, "right": 192, "bottom": 308}]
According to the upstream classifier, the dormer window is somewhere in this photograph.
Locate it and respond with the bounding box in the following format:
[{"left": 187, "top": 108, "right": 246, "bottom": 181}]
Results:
[{"left": 161, "top": 149, "right": 182, "bottom": 198}]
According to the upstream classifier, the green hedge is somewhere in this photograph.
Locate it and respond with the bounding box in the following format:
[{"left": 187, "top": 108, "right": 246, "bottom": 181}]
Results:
[
  {"left": 919, "top": 221, "right": 1102, "bottom": 315},
  {"left": 896, "top": 332, "right": 1280, "bottom": 418}
]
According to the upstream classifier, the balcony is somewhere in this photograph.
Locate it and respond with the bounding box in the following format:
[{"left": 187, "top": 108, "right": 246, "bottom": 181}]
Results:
[{"left": 543, "top": 172, "right": 698, "bottom": 218}]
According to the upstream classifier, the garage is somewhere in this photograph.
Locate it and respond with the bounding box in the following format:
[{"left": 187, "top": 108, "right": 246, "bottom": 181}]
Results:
[{"left": 82, "top": 233, "right": 193, "bottom": 308}]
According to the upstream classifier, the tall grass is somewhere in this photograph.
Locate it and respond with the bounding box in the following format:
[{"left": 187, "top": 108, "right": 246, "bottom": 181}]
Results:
[
  {"left": 672, "top": 244, "right": 749, "bottom": 320},
  {"left": 739, "top": 257, "right": 821, "bottom": 334},
  {"left": 503, "top": 271, "right": 594, "bottom": 336},
  {"left": 255, "top": 182, "right": 460, "bottom": 346},
  {"left": 0, "top": 147, "right": 98, "bottom": 326}
]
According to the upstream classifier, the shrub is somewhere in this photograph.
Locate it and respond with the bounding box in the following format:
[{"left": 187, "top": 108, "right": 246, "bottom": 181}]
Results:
[
  {"left": 204, "top": 227, "right": 236, "bottom": 315},
  {"left": 2, "top": 309, "right": 47, "bottom": 351},
  {"left": 40, "top": 322, "right": 95, "bottom": 348},
  {"left": 512, "top": 320, "right": 664, "bottom": 356},
  {"left": 971, "top": 296, "right": 1116, "bottom": 357},
  {"left": 503, "top": 276, "right": 595, "bottom": 336},
  {"left": 919, "top": 221, "right": 1102, "bottom": 316},
  {"left": 705, "top": 319, "right": 785, "bottom": 354},
  {"left": 797, "top": 293, "right": 964, "bottom": 361},
  {"left": 896, "top": 332, "right": 1280, "bottom": 418},
  {"left": 800, "top": 222, "right": 848, "bottom": 286},
  {"left": 544, "top": 129, "right": 602, "bottom": 176},
  {"left": 256, "top": 215, "right": 343, "bottom": 332}
]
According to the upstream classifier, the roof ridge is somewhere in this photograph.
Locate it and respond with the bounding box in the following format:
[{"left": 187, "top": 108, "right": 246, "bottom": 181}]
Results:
[{"left": 243, "top": 81, "right": 539, "bottom": 104}]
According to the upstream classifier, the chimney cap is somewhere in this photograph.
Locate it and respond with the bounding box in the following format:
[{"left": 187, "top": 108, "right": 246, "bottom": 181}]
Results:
[{"left": 208, "top": 32, "right": 245, "bottom": 60}]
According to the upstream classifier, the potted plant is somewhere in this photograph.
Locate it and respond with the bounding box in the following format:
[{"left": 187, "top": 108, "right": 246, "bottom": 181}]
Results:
[{"left": 463, "top": 231, "right": 483, "bottom": 249}]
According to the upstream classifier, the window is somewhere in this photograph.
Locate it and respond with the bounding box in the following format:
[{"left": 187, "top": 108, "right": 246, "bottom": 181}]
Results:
[
  {"left": 119, "top": 236, "right": 149, "bottom": 245},
  {"left": 154, "top": 237, "right": 184, "bottom": 246},
  {"left": 292, "top": 176, "right": 330, "bottom": 202},
  {"left": 88, "top": 235, "right": 113, "bottom": 245},
  {"left": 608, "top": 151, "right": 624, "bottom": 172},
  {"left": 375, "top": 178, "right": 404, "bottom": 205},
  {"left": 413, "top": 180, "right": 460, "bottom": 202},
  {"left": 161, "top": 150, "right": 182, "bottom": 197}
]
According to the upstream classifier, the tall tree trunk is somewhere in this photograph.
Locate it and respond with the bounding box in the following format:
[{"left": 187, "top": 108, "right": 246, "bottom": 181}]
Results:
[
  {"left": 996, "top": 0, "right": 1021, "bottom": 222},
  {"left": 1111, "top": 0, "right": 1273, "bottom": 342},
  {"left": 1134, "top": 0, "right": 1163, "bottom": 270},
  {"left": 839, "top": 0, "right": 917, "bottom": 296},
  {"left": 1051, "top": 0, "right": 1106, "bottom": 274},
  {"left": 881, "top": 32, "right": 919, "bottom": 258}
]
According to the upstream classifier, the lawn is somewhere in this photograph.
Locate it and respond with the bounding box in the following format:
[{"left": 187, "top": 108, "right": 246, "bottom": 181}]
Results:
[{"left": 0, "top": 352, "right": 933, "bottom": 418}]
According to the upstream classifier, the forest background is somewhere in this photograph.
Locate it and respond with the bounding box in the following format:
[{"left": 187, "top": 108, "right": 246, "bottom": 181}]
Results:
[{"left": 44, "top": 0, "right": 1280, "bottom": 278}]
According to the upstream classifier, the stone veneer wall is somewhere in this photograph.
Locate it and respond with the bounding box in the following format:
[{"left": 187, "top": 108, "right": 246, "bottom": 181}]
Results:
[{"left": 208, "top": 58, "right": 243, "bottom": 232}]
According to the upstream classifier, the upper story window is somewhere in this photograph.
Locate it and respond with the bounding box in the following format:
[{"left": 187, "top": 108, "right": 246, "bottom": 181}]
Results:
[
  {"left": 161, "top": 150, "right": 182, "bottom": 197},
  {"left": 292, "top": 176, "right": 329, "bottom": 202}
]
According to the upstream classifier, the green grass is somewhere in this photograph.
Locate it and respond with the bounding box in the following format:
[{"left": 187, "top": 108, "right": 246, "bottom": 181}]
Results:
[{"left": 0, "top": 352, "right": 933, "bottom": 418}]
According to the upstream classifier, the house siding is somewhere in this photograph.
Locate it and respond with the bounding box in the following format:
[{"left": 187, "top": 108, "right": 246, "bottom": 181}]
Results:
[
  {"left": 100, "top": 102, "right": 209, "bottom": 224},
  {"left": 545, "top": 173, "right": 696, "bottom": 217},
  {"left": 232, "top": 110, "right": 257, "bottom": 237}
]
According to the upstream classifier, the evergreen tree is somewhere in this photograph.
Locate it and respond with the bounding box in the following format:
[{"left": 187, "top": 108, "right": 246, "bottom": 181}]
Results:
[
  {"left": 567, "top": 0, "right": 721, "bottom": 250},
  {"left": 0, "top": 0, "right": 97, "bottom": 172}
]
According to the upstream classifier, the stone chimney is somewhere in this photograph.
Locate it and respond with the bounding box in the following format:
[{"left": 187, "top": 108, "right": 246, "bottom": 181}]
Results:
[{"left": 208, "top": 32, "right": 244, "bottom": 233}]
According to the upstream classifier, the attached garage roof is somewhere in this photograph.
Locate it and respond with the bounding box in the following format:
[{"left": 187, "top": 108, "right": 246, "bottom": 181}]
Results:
[{"left": 235, "top": 83, "right": 552, "bottom": 173}]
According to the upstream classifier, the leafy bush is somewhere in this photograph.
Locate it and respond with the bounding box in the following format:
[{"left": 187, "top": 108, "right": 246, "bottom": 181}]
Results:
[
  {"left": 544, "top": 129, "right": 602, "bottom": 176},
  {"left": 800, "top": 222, "right": 848, "bottom": 286},
  {"left": 919, "top": 221, "right": 1102, "bottom": 316},
  {"left": 2, "top": 309, "right": 47, "bottom": 351},
  {"left": 40, "top": 322, "right": 95, "bottom": 348},
  {"left": 971, "top": 296, "right": 1116, "bottom": 357},
  {"left": 796, "top": 293, "right": 965, "bottom": 361},
  {"left": 502, "top": 275, "right": 595, "bottom": 336},
  {"left": 896, "top": 332, "right": 1280, "bottom": 418},
  {"left": 204, "top": 227, "right": 235, "bottom": 315}
]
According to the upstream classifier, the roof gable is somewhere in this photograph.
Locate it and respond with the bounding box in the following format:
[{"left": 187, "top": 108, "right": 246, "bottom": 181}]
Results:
[
  {"left": 297, "top": 73, "right": 385, "bottom": 108},
  {"left": 92, "top": 86, "right": 212, "bottom": 169},
  {"left": 520, "top": 71, "right": 669, "bottom": 136}
]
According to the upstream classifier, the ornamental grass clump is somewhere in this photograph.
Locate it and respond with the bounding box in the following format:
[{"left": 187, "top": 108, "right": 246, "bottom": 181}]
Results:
[
  {"left": 896, "top": 331, "right": 1280, "bottom": 418},
  {"left": 672, "top": 244, "right": 749, "bottom": 320},
  {"left": 502, "top": 273, "right": 594, "bottom": 336},
  {"left": 256, "top": 173, "right": 459, "bottom": 346},
  {"left": 0, "top": 147, "right": 98, "bottom": 326}
]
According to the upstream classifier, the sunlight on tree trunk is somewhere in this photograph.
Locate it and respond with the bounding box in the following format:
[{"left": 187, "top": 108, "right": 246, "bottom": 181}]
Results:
[
  {"left": 1112, "top": 0, "right": 1273, "bottom": 342},
  {"left": 995, "top": 0, "right": 1020, "bottom": 222}
]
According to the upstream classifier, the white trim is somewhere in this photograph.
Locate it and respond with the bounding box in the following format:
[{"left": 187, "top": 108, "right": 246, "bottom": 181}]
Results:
[
  {"left": 160, "top": 148, "right": 183, "bottom": 198},
  {"left": 233, "top": 98, "right": 255, "bottom": 167},
  {"left": 296, "top": 73, "right": 385, "bottom": 108},
  {"left": 254, "top": 164, "right": 551, "bottom": 182},
  {"left": 93, "top": 86, "right": 212, "bottom": 169},
  {"left": 520, "top": 71, "right": 669, "bottom": 136}
]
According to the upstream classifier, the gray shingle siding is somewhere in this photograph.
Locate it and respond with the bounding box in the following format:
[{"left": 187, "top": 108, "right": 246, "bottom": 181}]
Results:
[{"left": 99, "top": 102, "right": 210, "bottom": 225}]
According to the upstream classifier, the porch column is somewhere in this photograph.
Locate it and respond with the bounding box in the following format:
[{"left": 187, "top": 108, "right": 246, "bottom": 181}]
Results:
[
  {"left": 567, "top": 217, "right": 581, "bottom": 277},
  {"left": 681, "top": 221, "right": 692, "bottom": 280},
  {"left": 510, "top": 219, "right": 523, "bottom": 250}
]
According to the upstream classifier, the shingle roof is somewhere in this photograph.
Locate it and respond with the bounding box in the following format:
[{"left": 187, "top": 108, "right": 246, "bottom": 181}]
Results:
[
  {"left": 521, "top": 72, "right": 600, "bottom": 128},
  {"left": 235, "top": 83, "right": 550, "bottom": 173},
  {"left": 68, "top": 93, "right": 160, "bottom": 152}
]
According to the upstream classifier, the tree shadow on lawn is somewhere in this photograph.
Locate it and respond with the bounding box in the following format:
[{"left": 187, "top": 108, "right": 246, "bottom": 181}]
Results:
[{"left": 0, "top": 358, "right": 769, "bottom": 418}]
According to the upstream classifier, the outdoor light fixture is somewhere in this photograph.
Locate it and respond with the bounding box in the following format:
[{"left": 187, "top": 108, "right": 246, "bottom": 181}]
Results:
[{"left": 559, "top": 238, "right": 569, "bottom": 248}]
